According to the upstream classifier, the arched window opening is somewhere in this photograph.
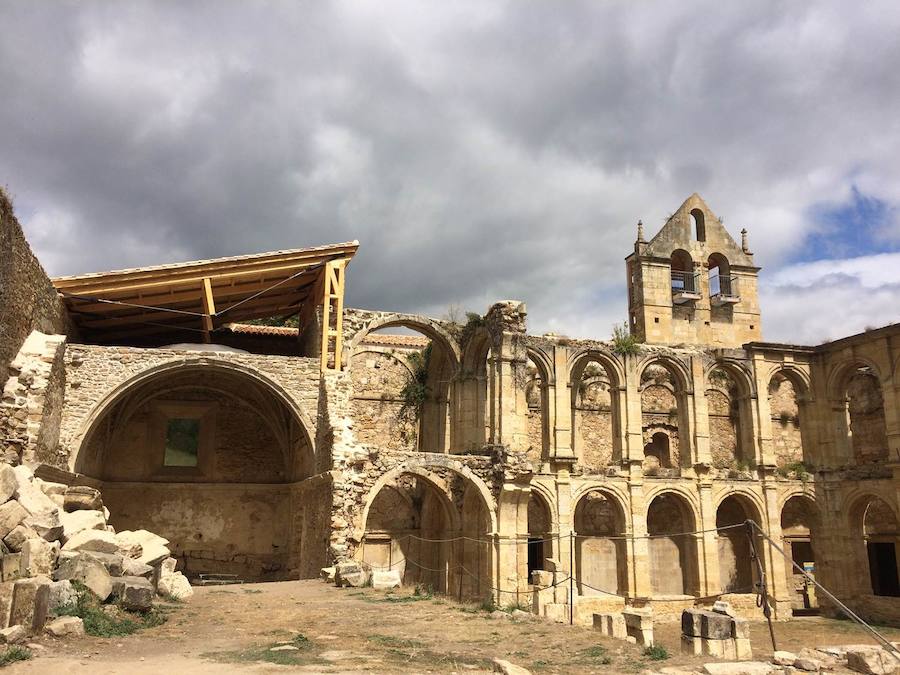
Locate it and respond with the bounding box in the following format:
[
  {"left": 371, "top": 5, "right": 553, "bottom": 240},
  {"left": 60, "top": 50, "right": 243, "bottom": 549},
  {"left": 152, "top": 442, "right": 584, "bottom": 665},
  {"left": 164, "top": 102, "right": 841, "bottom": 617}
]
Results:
[
  {"left": 781, "top": 496, "right": 819, "bottom": 615},
  {"left": 640, "top": 363, "right": 684, "bottom": 476},
  {"left": 670, "top": 249, "right": 698, "bottom": 298},
  {"left": 643, "top": 432, "right": 671, "bottom": 472},
  {"left": 647, "top": 493, "right": 699, "bottom": 596},
  {"left": 527, "top": 492, "right": 552, "bottom": 580},
  {"left": 706, "top": 367, "right": 748, "bottom": 473},
  {"left": 350, "top": 326, "right": 453, "bottom": 454},
  {"left": 457, "top": 329, "right": 493, "bottom": 452},
  {"left": 856, "top": 497, "right": 900, "bottom": 597},
  {"left": 716, "top": 497, "right": 761, "bottom": 594},
  {"left": 708, "top": 253, "right": 737, "bottom": 300},
  {"left": 690, "top": 208, "right": 706, "bottom": 242},
  {"left": 844, "top": 366, "right": 889, "bottom": 465},
  {"left": 768, "top": 372, "right": 807, "bottom": 470},
  {"left": 525, "top": 356, "right": 549, "bottom": 464},
  {"left": 574, "top": 490, "right": 627, "bottom": 597},
  {"left": 572, "top": 359, "right": 616, "bottom": 471}
]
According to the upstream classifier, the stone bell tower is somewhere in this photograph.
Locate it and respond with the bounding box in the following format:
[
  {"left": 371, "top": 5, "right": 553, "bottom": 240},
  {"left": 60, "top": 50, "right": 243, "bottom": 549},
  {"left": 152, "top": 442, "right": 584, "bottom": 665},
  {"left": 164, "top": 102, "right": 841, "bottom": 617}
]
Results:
[{"left": 625, "top": 194, "right": 761, "bottom": 348}]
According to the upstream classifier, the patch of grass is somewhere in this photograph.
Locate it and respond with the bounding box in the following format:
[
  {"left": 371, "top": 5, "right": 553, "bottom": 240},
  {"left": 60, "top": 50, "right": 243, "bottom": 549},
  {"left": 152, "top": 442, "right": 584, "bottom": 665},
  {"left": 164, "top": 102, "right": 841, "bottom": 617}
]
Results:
[
  {"left": 579, "top": 645, "right": 612, "bottom": 665},
  {"left": 55, "top": 582, "right": 168, "bottom": 637},
  {"left": 503, "top": 600, "right": 531, "bottom": 613},
  {"left": 209, "top": 590, "right": 236, "bottom": 595},
  {"left": 478, "top": 595, "right": 498, "bottom": 613},
  {"left": 413, "top": 583, "right": 433, "bottom": 599},
  {"left": 367, "top": 634, "right": 425, "bottom": 649},
  {"left": 643, "top": 645, "right": 669, "bottom": 661},
  {"left": 532, "top": 660, "right": 550, "bottom": 671},
  {"left": 242, "top": 588, "right": 263, "bottom": 594},
  {"left": 362, "top": 590, "right": 433, "bottom": 604},
  {"left": 0, "top": 646, "right": 31, "bottom": 667},
  {"left": 203, "top": 634, "right": 318, "bottom": 667}
]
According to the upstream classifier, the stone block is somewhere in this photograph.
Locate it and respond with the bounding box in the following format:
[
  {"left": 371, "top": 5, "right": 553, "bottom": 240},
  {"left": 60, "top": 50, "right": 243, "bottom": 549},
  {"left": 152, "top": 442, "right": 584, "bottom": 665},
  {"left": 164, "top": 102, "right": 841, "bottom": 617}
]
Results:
[
  {"left": 542, "top": 602, "right": 568, "bottom": 623},
  {"left": 82, "top": 551, "right": 124, "bottom": 577},
  {"left": 531, "top": 570, "right": 553, "bottom": 587},
  {"left": 846, "top": 648, "right": 897, "bottom": 675},
  {"left": 0, "top": 625, "right": 26, "bottom": 644},
  {"left": 60, "top": 510, "right": 105, "bottom": 540},
  {"left": 735, "top": 637, "right": 753, "bottom": 660},
  {"left": 115, "top": 530, "right": 169, "bottom": 563},
  {"left": 120, "top": 576, "right": 154, "bottom": 611},
  {"left": 63, "top": 486, "right": 103, "bottom": 512},
  {"left": 713, "top": 600, "right": 737, "bottom": 617},
  {"left": 35, "top": 480, "right": 66, "bottom": 500},
  {"left": 61, "top": 528, "right": 119, "bottom": 554},
  {"left": 553, "top": 583, "right": 568, "bottom": 604},
  {"left": 0, "top": 466, "right": 17, "bottom": 503},
  {"left": 623, "top": 609, "right": 653, "bottom": 647},
  {"left": 701, "top": 663, "right": 777, "bottom": 675},
  {"left": 47, "top": 580, "right": 77, "bottom": 614},
  {"left": 320, "top": 566, "right": 335, "bottom": 582},
  {"left": 157, "top": 571, "right": 193, "bottom": 601},
  {"left": 14, "top": 480, "right": 58, "bottom": 517},
  {"left": 593, "top": 612, "right": 627, "bottom": 640},
  {"left": 0, "top": 581, "right": 14, "bottom": 628},
  {"left": 3, "top": 525, "right": 39, "bottom": 553},
  {"left": 681, "top": 635, "right": 703, "bottom": 656},
  {"left": 122, "top": 557, "right": 153, "bottom": 579},
  {"left": 492, "top": 658, "right": 531, "bottom": 675},
  {"left": 21, "top": 538, "right": 58, "bottom": 576},
  {"left": 0, "top": 501, "right": 29, "bottom": 539},
  {"left": 1, "top": 554, "right": 22, "bottom": 582},
  {"left": 10, "top": 575, "right": 50, "bottom": 632},
  {"left": 160, "top": 557, "right": 177, "bottom": 577},
  {"left": 731, "top": 617, "right": 750, "bottom": 639},
  {"left": 45, "top": 615, "right": 84, "bottom": 637},
  {"left": 371, "top": 570, "right": 401, "bottom": 590},
  {"left": 701, "top": 610, "right": 734, "bottom": 640},
  {"left": 53, "top": 552, "right": 112, "bottom": 601},
  {"left": 682, "top": 608, "right": 704, "bottom": 637},
  {"left": 334, "top": 561, "right": 368, "bottom": 588}
]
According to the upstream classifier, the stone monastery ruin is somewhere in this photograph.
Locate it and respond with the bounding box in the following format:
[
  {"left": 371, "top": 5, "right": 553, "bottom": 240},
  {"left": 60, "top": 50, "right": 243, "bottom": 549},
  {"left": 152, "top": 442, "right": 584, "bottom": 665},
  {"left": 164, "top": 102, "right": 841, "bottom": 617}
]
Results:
[{"left": 3, "top": 190, "right": 900, "bottom": 629}]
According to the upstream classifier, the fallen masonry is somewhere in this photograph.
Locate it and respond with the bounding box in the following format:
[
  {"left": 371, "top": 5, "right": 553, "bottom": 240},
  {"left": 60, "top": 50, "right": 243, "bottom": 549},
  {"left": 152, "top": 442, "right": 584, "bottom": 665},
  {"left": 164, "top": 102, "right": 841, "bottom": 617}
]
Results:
[{"left": 0, "top": 460, "right": 193, "bottom": 645}]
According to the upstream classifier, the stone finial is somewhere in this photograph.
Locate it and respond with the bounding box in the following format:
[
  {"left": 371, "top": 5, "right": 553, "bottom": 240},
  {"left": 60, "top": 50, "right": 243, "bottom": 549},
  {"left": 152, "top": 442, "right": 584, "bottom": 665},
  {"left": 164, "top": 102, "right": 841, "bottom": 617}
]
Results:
[
  {"left": 636, "top": 220, "right": 646, "bottom": 243},
  {"left": 741, "top": 228, "right": 752, "bottom": 255}
]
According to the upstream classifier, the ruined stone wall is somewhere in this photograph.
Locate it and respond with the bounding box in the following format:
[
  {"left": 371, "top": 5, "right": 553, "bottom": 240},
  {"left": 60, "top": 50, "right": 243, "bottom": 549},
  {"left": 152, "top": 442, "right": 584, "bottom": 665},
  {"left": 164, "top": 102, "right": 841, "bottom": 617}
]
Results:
[
  {"left": 58, "top": 345, "right": 320, "bottom": 465},
  {"left": 349, "top": 349, "right": 416, "bottom": 451},
  {"left": 0, "top": 191, "right": 71, "bottom": 387},
  {"left": 291, "top": 473, "right": 334, "bottom": 578},
  {"left": 0, "top": 332, "right": 67, "bottom": 465},
  {"left": 768, "top": 375, "right": 803, "bottom": 467},
  {"left": 104, "top": 483, "right": 292, "bottom": 581},
  {"left": 706, "top": 388, "right": 738, "bottom": 469}
]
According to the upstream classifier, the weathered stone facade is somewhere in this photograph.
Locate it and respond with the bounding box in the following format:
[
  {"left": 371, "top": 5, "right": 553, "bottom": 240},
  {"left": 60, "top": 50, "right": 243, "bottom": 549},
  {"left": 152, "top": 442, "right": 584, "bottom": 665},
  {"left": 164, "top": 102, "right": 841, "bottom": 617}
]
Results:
[{"left": 3, "top": 192, "right": 900, "bottom": 627}]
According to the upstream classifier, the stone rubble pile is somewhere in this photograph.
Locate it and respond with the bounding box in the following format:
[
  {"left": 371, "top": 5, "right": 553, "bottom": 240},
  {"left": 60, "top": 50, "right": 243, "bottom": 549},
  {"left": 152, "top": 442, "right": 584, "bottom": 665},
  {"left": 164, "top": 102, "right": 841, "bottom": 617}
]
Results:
[{"left": 0, "top": 462, "right": 193, "bottom": 644}]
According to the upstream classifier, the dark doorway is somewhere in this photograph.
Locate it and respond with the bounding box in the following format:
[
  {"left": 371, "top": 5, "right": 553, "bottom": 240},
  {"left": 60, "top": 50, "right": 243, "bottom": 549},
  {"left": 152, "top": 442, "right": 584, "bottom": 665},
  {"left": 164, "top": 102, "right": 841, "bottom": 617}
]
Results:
[
  {"left": 527, "top": 537, "right": 544, "bottom": 581},
  {"left": 868, "top": 542, "right": 900, "bottom": 597}
]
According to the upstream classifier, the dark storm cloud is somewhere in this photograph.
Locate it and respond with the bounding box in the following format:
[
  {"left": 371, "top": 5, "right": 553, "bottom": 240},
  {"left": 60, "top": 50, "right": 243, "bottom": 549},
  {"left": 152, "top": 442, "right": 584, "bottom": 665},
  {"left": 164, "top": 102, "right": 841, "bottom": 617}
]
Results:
[{"left": 2, "top": 1, "right": 900, "bottom": 342}]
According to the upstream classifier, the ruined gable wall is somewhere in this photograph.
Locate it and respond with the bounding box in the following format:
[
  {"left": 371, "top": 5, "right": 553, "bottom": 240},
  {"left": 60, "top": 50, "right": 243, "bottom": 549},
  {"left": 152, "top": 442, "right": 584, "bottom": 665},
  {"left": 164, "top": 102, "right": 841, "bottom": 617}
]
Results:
[{"left": 0, "top": 191, "right": 71, "bottom": 386}]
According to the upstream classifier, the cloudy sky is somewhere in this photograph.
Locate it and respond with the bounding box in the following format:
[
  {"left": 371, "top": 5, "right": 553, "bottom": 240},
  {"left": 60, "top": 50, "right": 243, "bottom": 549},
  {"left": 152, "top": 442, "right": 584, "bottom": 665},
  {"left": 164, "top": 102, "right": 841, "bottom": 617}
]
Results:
[{"left": 3, "top": 1, "right": 900, "bottom": 345}]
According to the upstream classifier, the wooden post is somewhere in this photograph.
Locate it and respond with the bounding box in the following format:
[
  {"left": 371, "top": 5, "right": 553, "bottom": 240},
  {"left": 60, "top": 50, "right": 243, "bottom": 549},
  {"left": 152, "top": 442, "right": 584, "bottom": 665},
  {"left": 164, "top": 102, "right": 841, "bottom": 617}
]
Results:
[
  {"left": 201, "top": 277, "right": 216, "bottom": 343},
  {"left": 318, "top": 259, "right": 347, "bottom": 371}
]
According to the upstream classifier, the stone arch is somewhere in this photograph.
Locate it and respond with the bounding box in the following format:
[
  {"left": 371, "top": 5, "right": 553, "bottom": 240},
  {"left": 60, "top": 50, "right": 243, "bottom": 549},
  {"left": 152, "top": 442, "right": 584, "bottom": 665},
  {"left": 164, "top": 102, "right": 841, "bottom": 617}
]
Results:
[
  {"left": 849, "top": 494, "right": 900, "bottom": 597},
  {"left": 768, "top": 368, "right": 810, "bottom": 467},
  {"left": 570, "top": 350, "right": 623, "bottom": 470},
  {"left": 457, "top": 326, "right": 494, "bottom": 450},
  {"left": 705, "top": 362, "right": 754, "bottom": 469},
  {"left": 525, "top": 347, "right": 552, "bottom": 463},
  {"left": 639, "top": 358, "right": 692, "bottom": 473},
  {"left": 71, "top": 358, "right": 317, "bottom": 582},
  {"left": 357, "top": 459, "right": 496, "bottom": 598},
  {"left": 527, "top": 489, "right": 553, "bottom": 578},
  {"left": 574, "top": 488, "right": 628, "bottom": 596},
  {"left": 828, "top": 360, "right": 889, "bottom": 465},
  {"left": 72, "top": 357, "right": 316, "bottom": 472},
  {"left": 646, "top": 490, "right": 700, "bottom": 596},
  {"left": 346, "top": 313, "right": 461, "bottom": 370},
  {"left": 715, "top": 494, "right": 763, "bottom": 594},
  {"left": 780, "top": 494, "right": 820, "bottom": 614},
  {"left": 356, "top": 459, "right": 498, "bottom": 540}
]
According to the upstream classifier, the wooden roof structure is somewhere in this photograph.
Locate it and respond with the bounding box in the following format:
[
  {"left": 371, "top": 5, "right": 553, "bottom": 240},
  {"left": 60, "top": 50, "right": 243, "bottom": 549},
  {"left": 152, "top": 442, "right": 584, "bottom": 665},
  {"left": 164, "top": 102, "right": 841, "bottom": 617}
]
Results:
[{"left": 52, "top": 242, "right": 358, "bottom": 361}]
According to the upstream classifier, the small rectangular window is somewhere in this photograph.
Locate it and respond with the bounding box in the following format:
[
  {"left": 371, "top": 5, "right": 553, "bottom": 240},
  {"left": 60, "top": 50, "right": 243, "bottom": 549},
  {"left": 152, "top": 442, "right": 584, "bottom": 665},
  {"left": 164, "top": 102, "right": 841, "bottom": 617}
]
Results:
[{"left": 164, "top": 418, "right": 200, "bottom": 467}]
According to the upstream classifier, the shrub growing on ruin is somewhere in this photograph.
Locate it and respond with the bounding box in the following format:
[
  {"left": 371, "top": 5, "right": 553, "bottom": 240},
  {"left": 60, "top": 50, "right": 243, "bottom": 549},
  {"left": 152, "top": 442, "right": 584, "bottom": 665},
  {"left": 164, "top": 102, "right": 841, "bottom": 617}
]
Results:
[
  {"left": 55, "top": 582, "right": 167, "bottom": 637},
  {"left": 0, "top": 646, "right": 31, "bottom": 666},
  {"left": 611, "top": 322, "right": 640, "bottom": 356}
]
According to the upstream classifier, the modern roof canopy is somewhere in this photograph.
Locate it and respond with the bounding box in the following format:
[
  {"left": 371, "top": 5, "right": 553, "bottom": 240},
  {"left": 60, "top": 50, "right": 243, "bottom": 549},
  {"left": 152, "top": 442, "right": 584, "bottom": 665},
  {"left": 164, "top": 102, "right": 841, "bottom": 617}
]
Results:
[{"left": 52, "top": 241, "right": 358, "bottom": 349}]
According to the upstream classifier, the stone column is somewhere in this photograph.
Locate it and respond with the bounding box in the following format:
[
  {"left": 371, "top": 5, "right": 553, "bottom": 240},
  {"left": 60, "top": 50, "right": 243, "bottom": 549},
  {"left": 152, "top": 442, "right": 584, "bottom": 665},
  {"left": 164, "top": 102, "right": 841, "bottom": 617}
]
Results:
[
  {"left": 751, "top": 353, "right": 776, "bottom": 466},
  {"left": 761, "top": 475, "right": 792, "bottom": 618},
  {"left": 689, "top": 356, "right": 710, "bottom": 468},
  {"left": 630, "top": 483, "right": 652, "bottom": 598},
  {"left": 553, "top": 345, "right": 575, "bottom": 461},
  {"left": 697, "top": 480, "right": 720, "bottom": 597}
]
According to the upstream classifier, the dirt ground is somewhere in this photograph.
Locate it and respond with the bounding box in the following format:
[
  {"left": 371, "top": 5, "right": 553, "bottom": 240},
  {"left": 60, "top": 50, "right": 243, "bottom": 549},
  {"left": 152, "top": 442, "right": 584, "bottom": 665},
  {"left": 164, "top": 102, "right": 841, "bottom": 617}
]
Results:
[{"left": 7, "top": 580, "right": 900, "bottom": 674}]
